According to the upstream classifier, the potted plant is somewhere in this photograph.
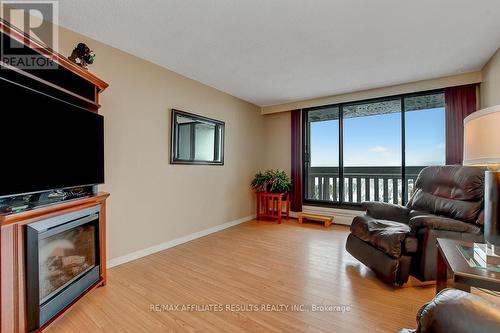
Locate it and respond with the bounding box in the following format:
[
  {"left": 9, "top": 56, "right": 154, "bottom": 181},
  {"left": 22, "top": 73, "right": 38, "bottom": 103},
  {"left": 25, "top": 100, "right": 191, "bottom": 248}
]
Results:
[
  {"left": 252, "top": 170, "right": 291, "bottom": 222},
  {"left": 251, "top": 169, "right": 291, "bottom": 193}
]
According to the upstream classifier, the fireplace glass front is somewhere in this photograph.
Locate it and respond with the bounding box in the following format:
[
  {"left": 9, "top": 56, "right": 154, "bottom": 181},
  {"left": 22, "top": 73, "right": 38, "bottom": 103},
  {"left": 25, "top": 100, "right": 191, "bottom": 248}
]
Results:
[
  {"left": 26, "top": 205, "right": 101, "bottom": 331},
  {"left": 39, "top": 223, "right": 96, "bottom": 303}
]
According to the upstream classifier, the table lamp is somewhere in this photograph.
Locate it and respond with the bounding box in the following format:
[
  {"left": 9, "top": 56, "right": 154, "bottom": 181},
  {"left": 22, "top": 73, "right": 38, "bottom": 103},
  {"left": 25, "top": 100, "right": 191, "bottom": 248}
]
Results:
[{"left": 463, "top": 105, "right": 500, "bottom": 265}]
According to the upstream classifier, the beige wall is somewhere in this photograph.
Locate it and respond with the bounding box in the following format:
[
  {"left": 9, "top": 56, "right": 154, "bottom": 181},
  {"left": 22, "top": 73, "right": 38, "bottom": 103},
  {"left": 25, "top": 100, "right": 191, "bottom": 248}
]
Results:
[
  {"left": 55, "top": 28, "right": 264, "bottom": 260},
  {"left": 262, "top": 71, "right": 482, "bottom": 114},
  {"left": 481, "top": 48, "right": 500, "bottom": 108},
  {"left": 262, "top": 111, "right": 291, "bottom": 175}
]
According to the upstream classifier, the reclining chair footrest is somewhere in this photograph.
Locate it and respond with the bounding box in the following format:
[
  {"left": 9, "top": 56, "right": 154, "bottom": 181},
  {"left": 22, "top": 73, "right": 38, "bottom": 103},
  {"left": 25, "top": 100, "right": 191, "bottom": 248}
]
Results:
[{"left": 346, "top": 234, "right": 412, "bottom": 285}]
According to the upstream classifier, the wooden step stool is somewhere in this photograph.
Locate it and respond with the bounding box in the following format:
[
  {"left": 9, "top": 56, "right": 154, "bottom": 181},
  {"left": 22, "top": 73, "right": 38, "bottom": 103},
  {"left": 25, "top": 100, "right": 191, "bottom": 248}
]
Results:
[{"left": 298, "top": 213, "right": 333, "bottom": 227}]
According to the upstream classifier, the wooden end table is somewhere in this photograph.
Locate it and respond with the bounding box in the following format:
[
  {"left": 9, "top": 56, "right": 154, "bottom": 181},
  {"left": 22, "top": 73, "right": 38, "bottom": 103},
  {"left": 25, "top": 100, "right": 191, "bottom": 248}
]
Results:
[
  {"left": 255, "top": 192, "right": 289, "bottom": 224},
  {"left": 436, "top": 238, "right": 500, "bottom": 294}
]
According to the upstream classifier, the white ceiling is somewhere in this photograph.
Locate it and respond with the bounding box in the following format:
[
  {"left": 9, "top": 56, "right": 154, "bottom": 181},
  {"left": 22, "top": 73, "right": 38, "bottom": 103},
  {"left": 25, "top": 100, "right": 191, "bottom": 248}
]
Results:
[{"left": 57, "top": 0, "right": 500, "bottom": 107}]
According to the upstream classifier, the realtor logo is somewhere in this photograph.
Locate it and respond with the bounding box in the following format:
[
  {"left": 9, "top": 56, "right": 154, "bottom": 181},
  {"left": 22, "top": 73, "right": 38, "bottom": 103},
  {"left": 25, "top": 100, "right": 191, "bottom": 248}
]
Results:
[{"left": 1, "top": 0, "right": 58, "bottom": 69}]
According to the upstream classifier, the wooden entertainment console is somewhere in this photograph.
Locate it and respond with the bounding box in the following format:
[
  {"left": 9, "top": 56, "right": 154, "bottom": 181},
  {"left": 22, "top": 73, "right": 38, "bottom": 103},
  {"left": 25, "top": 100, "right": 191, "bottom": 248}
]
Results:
[
  {"left": 0, "top": 18, "right": 109, "bottom": 332},
  {"left": 1, "top": 194, "right": 109, "bottom": 332}
]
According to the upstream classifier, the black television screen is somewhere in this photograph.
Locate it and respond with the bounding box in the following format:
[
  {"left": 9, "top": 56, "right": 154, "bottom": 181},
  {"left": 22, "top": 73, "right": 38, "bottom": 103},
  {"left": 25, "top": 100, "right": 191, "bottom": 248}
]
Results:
[{"left": 0, "top": 78, "right": 104, "bottom": 197}]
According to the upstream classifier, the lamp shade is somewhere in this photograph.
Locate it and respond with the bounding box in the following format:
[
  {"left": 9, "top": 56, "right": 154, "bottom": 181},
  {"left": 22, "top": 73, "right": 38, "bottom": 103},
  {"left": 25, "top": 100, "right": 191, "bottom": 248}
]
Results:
[{"left": 463, "top": 105, "right": 500, "bottom": 166}]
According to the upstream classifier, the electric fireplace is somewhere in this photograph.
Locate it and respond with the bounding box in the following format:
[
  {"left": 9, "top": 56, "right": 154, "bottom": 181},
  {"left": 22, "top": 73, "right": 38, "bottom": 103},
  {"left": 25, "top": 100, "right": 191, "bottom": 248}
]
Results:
[{"left": 26, "top": 206, "right": 101, "bottom": 331}]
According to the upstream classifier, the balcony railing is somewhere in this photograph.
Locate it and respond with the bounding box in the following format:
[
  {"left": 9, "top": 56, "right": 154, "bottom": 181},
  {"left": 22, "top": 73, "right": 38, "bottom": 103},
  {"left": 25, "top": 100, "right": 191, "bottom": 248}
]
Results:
[{"left": 306, "top": 166, "right": 425, "bottom": 205}]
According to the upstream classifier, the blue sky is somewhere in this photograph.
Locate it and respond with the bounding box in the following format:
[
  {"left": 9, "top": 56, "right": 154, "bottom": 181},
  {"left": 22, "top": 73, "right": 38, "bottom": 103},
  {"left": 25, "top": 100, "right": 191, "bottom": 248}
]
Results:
[{"left": 310, "top": 107, "right": 445, "bottom": 166}]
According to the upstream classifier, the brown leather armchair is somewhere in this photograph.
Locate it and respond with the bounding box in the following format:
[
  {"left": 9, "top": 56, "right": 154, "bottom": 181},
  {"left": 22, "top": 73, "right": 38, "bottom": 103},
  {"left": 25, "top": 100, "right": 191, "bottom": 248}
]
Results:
[
  {"left": 346, "top": 166, "right": 485, "bottom": 284},
  {"left": 400, "top": 288, "right": 500, "bottom": 333}
]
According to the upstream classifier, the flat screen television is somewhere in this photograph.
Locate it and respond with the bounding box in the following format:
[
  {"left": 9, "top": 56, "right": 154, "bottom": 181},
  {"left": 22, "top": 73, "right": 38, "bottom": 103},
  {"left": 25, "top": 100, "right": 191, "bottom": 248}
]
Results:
[{"left": 0, "top": 78, "right": 104, "bottom": 198}]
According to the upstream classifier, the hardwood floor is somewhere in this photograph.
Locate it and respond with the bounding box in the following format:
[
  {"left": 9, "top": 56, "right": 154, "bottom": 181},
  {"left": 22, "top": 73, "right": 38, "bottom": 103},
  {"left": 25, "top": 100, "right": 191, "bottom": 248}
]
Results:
[{"left": 45, "top": 219, "right": 436, "bottom": 333}]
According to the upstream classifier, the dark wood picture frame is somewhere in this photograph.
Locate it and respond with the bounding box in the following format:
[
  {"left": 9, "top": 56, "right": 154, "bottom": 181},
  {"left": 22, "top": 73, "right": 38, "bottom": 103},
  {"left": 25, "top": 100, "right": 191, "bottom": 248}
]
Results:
[{"left": 170, "top": 109, "right": 225, "bottom": 166}]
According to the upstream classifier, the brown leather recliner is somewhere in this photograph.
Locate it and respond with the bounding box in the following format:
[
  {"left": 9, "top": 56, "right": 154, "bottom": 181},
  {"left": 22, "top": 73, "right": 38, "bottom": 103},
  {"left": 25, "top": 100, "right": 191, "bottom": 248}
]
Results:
[
  {"left": 400, "top": 288, "right": 500, "bottom": 333},
  {"left": 346, "top": 165, "right": 485, "bottom": 285}
]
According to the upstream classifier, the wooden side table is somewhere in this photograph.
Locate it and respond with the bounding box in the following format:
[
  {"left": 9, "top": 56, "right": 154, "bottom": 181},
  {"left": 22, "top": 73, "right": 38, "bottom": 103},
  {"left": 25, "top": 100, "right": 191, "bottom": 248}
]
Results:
[
  {"left": 255, "top": 192, "right": 289, "bottom": 224},
  {"left": 436, "top": 238, "right": 500, "bottom": 294}
]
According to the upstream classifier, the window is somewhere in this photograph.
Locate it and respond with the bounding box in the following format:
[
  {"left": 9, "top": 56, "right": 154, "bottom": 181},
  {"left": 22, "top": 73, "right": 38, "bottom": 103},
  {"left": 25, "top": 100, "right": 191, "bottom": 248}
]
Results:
[
  {"left": 304, "top": 91, "right": 445, "bottom": 207},
  {"left": 305, "top": 106, "right": 339, "bottom": 201},
  {"left": 343, "top": 99, "right": 402, "bottom": 204},
  {"left": 404, "top": 93, "right": 445, "bottom": 202}
]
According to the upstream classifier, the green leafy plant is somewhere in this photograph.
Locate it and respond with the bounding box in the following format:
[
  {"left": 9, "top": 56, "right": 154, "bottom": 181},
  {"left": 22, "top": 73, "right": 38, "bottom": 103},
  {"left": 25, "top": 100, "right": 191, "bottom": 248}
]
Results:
[{"left": 251, "top": 169, "right": 291, "bottom": 193}]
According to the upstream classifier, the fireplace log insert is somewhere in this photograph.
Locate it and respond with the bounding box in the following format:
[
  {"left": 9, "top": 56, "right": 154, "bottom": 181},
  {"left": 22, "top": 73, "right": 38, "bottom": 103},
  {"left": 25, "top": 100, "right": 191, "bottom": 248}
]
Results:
[{"left": 26, "top": 206, "right": 101, "bottom": 331}]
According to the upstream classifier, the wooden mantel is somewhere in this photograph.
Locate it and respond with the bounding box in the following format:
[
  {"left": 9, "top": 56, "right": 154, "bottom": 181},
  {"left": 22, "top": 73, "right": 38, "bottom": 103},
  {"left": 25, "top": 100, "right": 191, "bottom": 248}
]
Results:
[
  {"left": 0, "top": 18, "right": 108, "bottom": 114},
  {"left": 0, "top": 18, "right": 109, "bottom": 93},
  {"left": 1, "top": 193, "right": 110, "bottom": 333},
  {"left": 0, "top": 193, "right": 110, "bottom": 228}
]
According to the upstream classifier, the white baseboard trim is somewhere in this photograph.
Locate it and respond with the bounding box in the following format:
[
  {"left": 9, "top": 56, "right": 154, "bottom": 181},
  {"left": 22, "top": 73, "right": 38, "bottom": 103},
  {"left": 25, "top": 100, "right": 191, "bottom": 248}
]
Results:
[
  {"left": 301, "top": 205, "right": 362, "bottom": 226},
  {"left": 107, "top": 214, "right": 255, "bottom": 268}
]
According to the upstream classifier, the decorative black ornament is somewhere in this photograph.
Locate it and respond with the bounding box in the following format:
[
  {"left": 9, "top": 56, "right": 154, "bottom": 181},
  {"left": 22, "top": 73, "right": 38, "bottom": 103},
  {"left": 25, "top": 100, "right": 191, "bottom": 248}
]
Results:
[{"left": 69, "top": 42, "right": 96, "bottom": 70}]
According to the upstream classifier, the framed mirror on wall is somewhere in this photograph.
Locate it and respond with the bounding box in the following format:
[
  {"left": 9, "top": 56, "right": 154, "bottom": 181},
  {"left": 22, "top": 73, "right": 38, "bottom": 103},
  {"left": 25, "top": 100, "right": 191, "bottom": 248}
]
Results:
[{"left": 170, "top": 109, "right": 225, "bottom": 165}]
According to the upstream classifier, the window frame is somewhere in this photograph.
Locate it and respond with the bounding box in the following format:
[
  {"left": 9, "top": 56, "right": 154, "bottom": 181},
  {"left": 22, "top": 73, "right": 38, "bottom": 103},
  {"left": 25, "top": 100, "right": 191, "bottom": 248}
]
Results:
[{"left": 302, "top": 88, "right": 445, "bottom": 209}]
